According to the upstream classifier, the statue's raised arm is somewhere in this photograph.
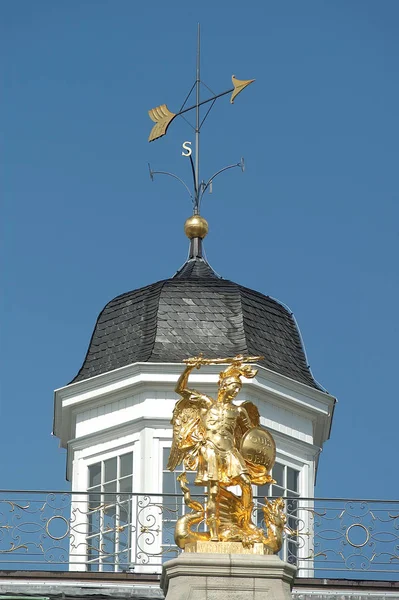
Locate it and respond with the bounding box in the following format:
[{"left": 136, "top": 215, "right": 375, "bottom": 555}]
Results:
[
  {"left": 175, "top": 355, "right": 209, "bottom": 399},
  {"left": 176, "top": 354, "right": 263, "bottom": 398},
  {"left": 167, "top": 356, "right": 213, "bottom": 473}
]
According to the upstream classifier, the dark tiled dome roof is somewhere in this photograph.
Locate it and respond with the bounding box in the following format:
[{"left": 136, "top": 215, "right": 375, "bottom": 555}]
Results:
[{"left": 72, "top": 257, "right": 320, "bottom": 389}]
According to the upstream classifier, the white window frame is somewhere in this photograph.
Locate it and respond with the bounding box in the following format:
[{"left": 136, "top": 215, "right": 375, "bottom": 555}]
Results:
[{"left": 84, "top": 446, "right": 135, "bottom": 572}]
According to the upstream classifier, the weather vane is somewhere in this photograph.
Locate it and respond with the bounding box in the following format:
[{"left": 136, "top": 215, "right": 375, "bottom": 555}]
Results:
[{"left": 147, "top": 23, "right": 254, "bottom": 216}]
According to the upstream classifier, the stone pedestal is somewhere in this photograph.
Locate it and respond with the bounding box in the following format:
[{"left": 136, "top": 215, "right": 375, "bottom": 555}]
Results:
[{"left": 161, "top": 552, "right": 297, "bottom": 600}]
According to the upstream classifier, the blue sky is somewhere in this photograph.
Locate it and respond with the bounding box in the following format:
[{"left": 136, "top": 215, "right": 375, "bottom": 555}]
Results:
[{"left": 1, "top": 1, "right": 398, "bottom": 499}]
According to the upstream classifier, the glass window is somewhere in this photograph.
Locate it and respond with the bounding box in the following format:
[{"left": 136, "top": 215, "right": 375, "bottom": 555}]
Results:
[
  {"left": 163, "top": 471, "right": 179, "bottom": 495},
  {"left": 271, "top": 485, "right": 284, "bottom": 498},
  {"left": 104, "top": 480, "right": 117, "bottom": 494},
  {"left": 86, "top": 451, "right": 133, "bottom": 572},
  {"left": 89, "top": 464, "right": 101, "bottom": 488},
  {"left": 120, "top": 453, "right": 133, "bottom": 477},
  {"left": 287, "top": 467, "right": 299, "bottom": 493},
  {"left": 273, "top": 463, "right": 284, "bottom": 488},
  {"left": 119, "top": 477, "right": 132, "bottom": 494},
  {"left": 163, "top": 448, "right": 170, "bottom": 470},
  {"left": 104, "top": 457, "right": 117, "bottom": 483}
]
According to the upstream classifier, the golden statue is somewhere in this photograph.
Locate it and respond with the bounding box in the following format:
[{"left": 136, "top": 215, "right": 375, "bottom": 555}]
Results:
[{"left": 167, "top": 354, "right": 288, "bottom": 554}]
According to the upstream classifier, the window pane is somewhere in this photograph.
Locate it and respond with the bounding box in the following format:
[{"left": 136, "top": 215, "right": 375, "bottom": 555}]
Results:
[
  {"left": 286, "top": 496, "right": 299, "bottom": 511},
  {"left": 287, "top": 498, "right": 298, "bottom": 531},
  {"left": 287, "top": 539, "right": 298, "bottom": 564},
  {"left": 104, "top": 481, "right": 117, "bottom": 508},
  {"left": 104, "top": 503, "right": 116, "bottom": 523},
  {"left": 287, "top": 467, "right": 299, "bottom": 493},
  {"left": 163, "top": 448, "right": 171, "bottom": 470},
  {"left": 272, "top": 463, "right": 284, "bottom": 487},
  {"left": 163, "top": 470, "right": 183, "bottom": 519},
  {"left": 255, "top": 503, "right": 265, "bottom": 529},
  {"left": 185, "top": 471, "right": 196, "bottom": 485},
  {"left": 163, "top": 471, "right": 178, "bottom": 495},
  {"left": 257, "top": 484, "right": 270, "bottom": 499},
  {"left": 87, "top": 539, "right": 99, "bottom": 571},
  {"left": 271, "top": 485, "right": 284, "bottom": 498},
  {"left": 120, "top": 476, "right": 132, "bottom": 494},
  {"left": 104, "top": 457, "right": 117, "bottom": 482},
  {"left": 89, "top": 463, "right": 101, "bottom": 488},
  {"left": 103, "top": 507, "right": 116, "bottom": 559},
  {"left": 162, "top": 520, "right": 177, "bottom": 546},
  {"left": 89, "top": 487, "right": 101, "bottom": 510},
  {"left": 119, "top": 504, "right": 130, "bottom": 529},
  {"left": 103, "top": 528, "right": 116, "bottom": 559},
  {"left": 120, "top": 452, "right": 133, "bottom": 477},
  {"left": 104, "top": 480, "right": 117, "bottom": 496},
  {"left": 118, "top": 503, "right": 131, "bottom": 563},
  {"left": 184, "top": 472, "right": 202, "bottom": 500},
  {"left": 88, "top": 510, "right": 101, "bottom": 536},
  {"left": 118, "top": 549, "right": 129, "bottom": 571}
]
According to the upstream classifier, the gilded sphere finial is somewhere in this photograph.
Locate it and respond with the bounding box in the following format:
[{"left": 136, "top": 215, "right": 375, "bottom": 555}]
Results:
[{"left": 184, "top": 215, "right": 209, "bottom": 239}]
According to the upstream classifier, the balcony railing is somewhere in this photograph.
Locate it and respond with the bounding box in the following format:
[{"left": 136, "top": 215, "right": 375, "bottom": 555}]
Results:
[{"left": 0, "top": 491, "right": 398, "bottom": 579}]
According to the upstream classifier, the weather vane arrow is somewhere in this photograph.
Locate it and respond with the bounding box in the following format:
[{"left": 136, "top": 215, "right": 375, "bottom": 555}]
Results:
[
  {"left": 147, "top": 23, "right": 255, "bottom": 216},
  {"left": 148, "top": 75, "right": 255, "bottom": 143}
]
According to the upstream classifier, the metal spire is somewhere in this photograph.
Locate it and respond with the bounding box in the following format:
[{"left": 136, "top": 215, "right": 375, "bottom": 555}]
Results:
[{"left": 194, "top": 23, "right": 200, "bottom": 213}]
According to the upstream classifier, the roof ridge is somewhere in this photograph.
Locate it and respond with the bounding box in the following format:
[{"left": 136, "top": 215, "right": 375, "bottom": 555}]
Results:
[{"left": 142, "top": 280, "right": 168, "bottom": 363}]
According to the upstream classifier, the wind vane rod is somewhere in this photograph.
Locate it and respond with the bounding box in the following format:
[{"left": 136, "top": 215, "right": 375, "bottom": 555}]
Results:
[{"left": 195, "top": 23, "right": 200, "bottom": 211}]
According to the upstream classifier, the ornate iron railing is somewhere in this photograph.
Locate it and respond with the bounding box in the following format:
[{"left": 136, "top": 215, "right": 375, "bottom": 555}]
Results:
[{"left": 0, "top": 491, "right": 398, "bottom": 579}]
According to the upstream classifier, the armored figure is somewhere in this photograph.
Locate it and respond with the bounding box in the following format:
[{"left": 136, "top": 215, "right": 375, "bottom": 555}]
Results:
[{"left": 167, "top": 355, "right": 281, "bottom": 549}]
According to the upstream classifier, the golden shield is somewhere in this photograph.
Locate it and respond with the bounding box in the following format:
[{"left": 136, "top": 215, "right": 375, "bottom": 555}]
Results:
[{"left": 240, "top": 426, "right": 276, "bottom": 472}]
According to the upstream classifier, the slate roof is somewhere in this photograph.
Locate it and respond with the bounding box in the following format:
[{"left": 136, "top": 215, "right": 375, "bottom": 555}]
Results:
[{"left": 71, "top": 257, "right": 321, "bottom": 389}]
